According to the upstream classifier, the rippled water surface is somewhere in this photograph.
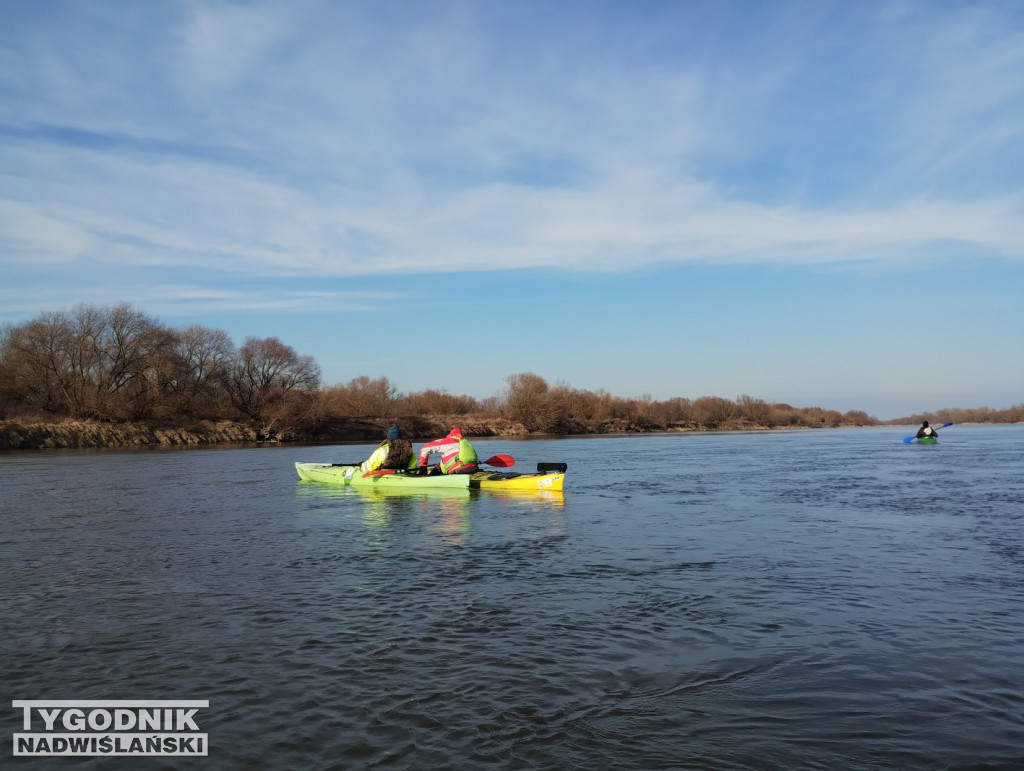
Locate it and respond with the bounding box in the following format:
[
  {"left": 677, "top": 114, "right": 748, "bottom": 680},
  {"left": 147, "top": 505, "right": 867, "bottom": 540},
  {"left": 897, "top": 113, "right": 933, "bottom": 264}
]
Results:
[{"left": 3, "top": 426, "right": 1024, "bottom": 768}]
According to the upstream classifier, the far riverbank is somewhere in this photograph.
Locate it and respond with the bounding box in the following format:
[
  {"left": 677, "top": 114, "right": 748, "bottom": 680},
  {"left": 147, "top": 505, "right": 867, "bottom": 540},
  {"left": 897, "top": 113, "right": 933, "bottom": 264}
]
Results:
[{"left": 0, "top": 414, "right": 884, "bottom": 451}]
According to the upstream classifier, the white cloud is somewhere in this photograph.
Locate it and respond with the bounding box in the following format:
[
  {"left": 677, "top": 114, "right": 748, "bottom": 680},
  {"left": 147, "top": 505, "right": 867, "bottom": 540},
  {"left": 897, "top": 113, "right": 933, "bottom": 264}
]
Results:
[
  {"left": 174, "top": 0, "right": 309, "bottom": 94},
  {"left": 0, "top": 199, "right": 93, "bottom": 260},
  {"left": 2, "top": 0, "right": 1023, "bottom": 314}
]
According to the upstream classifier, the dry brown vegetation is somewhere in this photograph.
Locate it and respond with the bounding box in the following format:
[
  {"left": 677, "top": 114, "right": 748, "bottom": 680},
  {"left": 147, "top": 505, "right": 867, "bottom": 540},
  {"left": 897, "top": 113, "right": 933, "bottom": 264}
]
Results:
[
  {"left": 896, "top": 405, "right": 1024, "bottom": 425},
  {"left": 0, "top": 303, "right": 319, "bottom": 437},
  {"left": 5, "top": 300, "right": 1013, "bottom": 450}
]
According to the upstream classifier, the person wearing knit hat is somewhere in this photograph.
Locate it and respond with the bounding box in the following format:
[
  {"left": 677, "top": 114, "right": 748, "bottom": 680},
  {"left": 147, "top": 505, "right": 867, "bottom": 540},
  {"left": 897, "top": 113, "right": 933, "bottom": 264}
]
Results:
[
  {"left": 360, "top": 425, "right": 416, "bottom": 472},
  {"left": 417, "top": 427, "right": 478, "bottom": 474}
]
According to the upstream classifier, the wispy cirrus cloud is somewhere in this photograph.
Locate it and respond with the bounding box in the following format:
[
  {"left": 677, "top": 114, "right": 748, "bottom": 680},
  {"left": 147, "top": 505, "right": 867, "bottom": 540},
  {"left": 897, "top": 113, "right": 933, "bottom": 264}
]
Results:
[{"left": 1, "top": 0, "right": 1022, "bottom": 319}]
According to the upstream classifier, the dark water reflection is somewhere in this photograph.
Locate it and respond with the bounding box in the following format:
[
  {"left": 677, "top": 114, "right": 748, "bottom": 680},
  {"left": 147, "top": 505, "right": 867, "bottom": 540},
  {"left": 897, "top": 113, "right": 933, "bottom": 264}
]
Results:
[{"left": 2, "top": 426, "right": 1023, "bottom": 768}]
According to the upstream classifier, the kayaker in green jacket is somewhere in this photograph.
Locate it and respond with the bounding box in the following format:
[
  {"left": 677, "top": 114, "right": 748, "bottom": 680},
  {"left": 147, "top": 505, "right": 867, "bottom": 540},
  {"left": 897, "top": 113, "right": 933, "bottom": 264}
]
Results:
[
  {"left": 361, "top": 426, "right": 417, "bottom": 472},
  {"left": 915, "top": 421, "right": 938, "bottom": 440}
]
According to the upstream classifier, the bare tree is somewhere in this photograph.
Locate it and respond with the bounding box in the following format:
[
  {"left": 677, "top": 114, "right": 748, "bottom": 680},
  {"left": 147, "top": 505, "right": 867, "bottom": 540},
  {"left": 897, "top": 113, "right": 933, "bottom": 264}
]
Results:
[
  {"left": 99, "top": 303, "right": 176, "bottom": 419},
  {"left": 169, "top": 325, "right": 234, "bottom": 417},
  {"left": 737, "top": 393, "right": 771, "bottom": 425},
  {"left": 401, "top": 388, "right": 479, "bottom": 416},
  {"left": 502, "top": 372, "right": 561, "bottom": 432},
  {"left": 223, "top": 337, "right": 321, "bottom": 432},
  {"left": 322, "top": 376, "right": 400, "bottom": 418},
  {"left": 3, "top": 303, "right": 175, "bottom": 419},
  {"left": 3, "top": 309, "right": 90, "bottom": 415},
  {"left": 691, "top": 396, "right": 736, "bottom": 429}
]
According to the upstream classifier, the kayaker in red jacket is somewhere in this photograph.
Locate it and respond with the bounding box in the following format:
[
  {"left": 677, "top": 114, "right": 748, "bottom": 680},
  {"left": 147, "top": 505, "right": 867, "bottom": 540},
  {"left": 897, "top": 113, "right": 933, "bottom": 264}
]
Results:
[{"left": 418, "top": 427, "right": 479, "bottom": 474}]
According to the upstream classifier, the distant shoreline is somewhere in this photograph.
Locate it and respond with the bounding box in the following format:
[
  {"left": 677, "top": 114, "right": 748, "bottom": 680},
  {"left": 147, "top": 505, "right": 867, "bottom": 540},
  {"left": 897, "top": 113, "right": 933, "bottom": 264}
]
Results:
[
  {"left": 5, "top": 303, "right": 1019, "bottom": 450},
  {"left": 0, "top": 415, "right": 891, "bottom": 451}
]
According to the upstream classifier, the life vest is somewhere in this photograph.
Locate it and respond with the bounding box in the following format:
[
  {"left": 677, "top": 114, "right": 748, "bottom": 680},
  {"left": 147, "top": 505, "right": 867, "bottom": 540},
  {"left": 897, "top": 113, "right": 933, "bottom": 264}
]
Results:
[
  {"left": 381, "top": 438, "right": 413, "bottom": 469},
  {"left": 420, "top": 434, "right": 479, "bottom": 473},
  {"left": 441, "top": 438, "right": 478, "bottom": 474},
  {"left": 362, "top": 439, "right": 414, "bottom": 472}
]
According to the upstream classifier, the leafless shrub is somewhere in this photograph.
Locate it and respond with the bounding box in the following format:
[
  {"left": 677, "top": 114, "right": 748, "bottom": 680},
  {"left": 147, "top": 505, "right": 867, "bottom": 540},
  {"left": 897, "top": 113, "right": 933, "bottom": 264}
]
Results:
[
  {"left": 691, "top": 396, "right": 736, "bottom": 429},
  {"left": 898, "top": 404, "right": 1024, "bottom": 425},
  {"left": 401, "top": 389, "right": 480, "bottom": 415},
  {"left": 321, "top": 376, "right": 400, "bottom": 419},
  {"left": 737, "top": 394, "right": 771, "bottom": 425},
  {"left": 502, "top": 372, "right": 562, "bottom": 432}
]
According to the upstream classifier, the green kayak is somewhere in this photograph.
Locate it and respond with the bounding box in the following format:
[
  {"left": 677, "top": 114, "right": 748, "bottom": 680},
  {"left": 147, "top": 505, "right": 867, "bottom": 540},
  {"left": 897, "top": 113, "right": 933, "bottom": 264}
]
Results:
[
  {"left": 295, "top": 461, "right": 568, "bottom": 491},
  {"left": 914, "top": 436, "right": 937, "bottom": 444},
  {"left": 296, "top": 462, "right": 470, "bottom": 488}
]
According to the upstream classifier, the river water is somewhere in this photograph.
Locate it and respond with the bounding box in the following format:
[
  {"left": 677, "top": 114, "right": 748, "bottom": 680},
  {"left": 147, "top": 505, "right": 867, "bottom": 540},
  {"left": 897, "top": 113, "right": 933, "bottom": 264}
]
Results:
[{"left": 2, "top": 426, "right": 1023, "bottom": 769}]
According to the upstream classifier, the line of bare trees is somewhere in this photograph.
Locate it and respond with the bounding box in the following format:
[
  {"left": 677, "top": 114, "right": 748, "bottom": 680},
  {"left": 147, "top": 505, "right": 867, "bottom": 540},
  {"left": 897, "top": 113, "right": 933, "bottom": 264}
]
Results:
[
  {"left": 0, "top": 303, "right": 320, "bottom": 434},
  {"left": 311, "top": 372, "right": 881, "bottom": 433},
  {"left": 495, "top": 372, "right": 879, "bottom": 432},
  {"left": 901, "top": 405, "right": 1024, "bottom": 425},
  {"left": 10, "top": 301, "right": 978, "bottom": 436}
]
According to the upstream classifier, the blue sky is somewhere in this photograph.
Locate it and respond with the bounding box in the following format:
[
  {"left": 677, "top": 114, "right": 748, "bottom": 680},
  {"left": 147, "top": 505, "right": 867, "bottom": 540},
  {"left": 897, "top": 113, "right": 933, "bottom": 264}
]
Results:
[{"left": 1, "top": 0, "right": 1022, "bottom": 420}]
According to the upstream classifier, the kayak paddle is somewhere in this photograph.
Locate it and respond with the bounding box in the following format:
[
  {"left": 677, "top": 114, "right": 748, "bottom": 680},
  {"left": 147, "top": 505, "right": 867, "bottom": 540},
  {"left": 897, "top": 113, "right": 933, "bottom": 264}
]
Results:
[
  {"left": 333, "top": 454, "right": 516, "bottom": 470},
  {"left": 340, "top": 454, "right": 515, "bottom": 469},
  {"left": 482, "top": 454, "right": 515, "bottom": 467},
  {"left": 902, "top": 422, "right": 954, "bottom": 443}
]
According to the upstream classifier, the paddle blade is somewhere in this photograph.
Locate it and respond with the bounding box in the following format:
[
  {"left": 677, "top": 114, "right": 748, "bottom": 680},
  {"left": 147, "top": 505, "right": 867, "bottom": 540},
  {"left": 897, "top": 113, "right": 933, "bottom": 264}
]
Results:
[
  {"left": 938, "top": 422, "right": 954, "bottom": 429},
  {"left": 902, "top": 436, "right": 915, "bottom": 443},
  {"left": 483, "top": 454, "right": 515, "bottom": 467}
]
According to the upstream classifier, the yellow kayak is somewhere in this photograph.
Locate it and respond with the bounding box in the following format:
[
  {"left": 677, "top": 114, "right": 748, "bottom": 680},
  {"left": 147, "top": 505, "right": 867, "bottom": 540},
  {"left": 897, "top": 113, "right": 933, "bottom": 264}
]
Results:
[{"left": 471, "top": 463, "right": 567, "bottom": 492}]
